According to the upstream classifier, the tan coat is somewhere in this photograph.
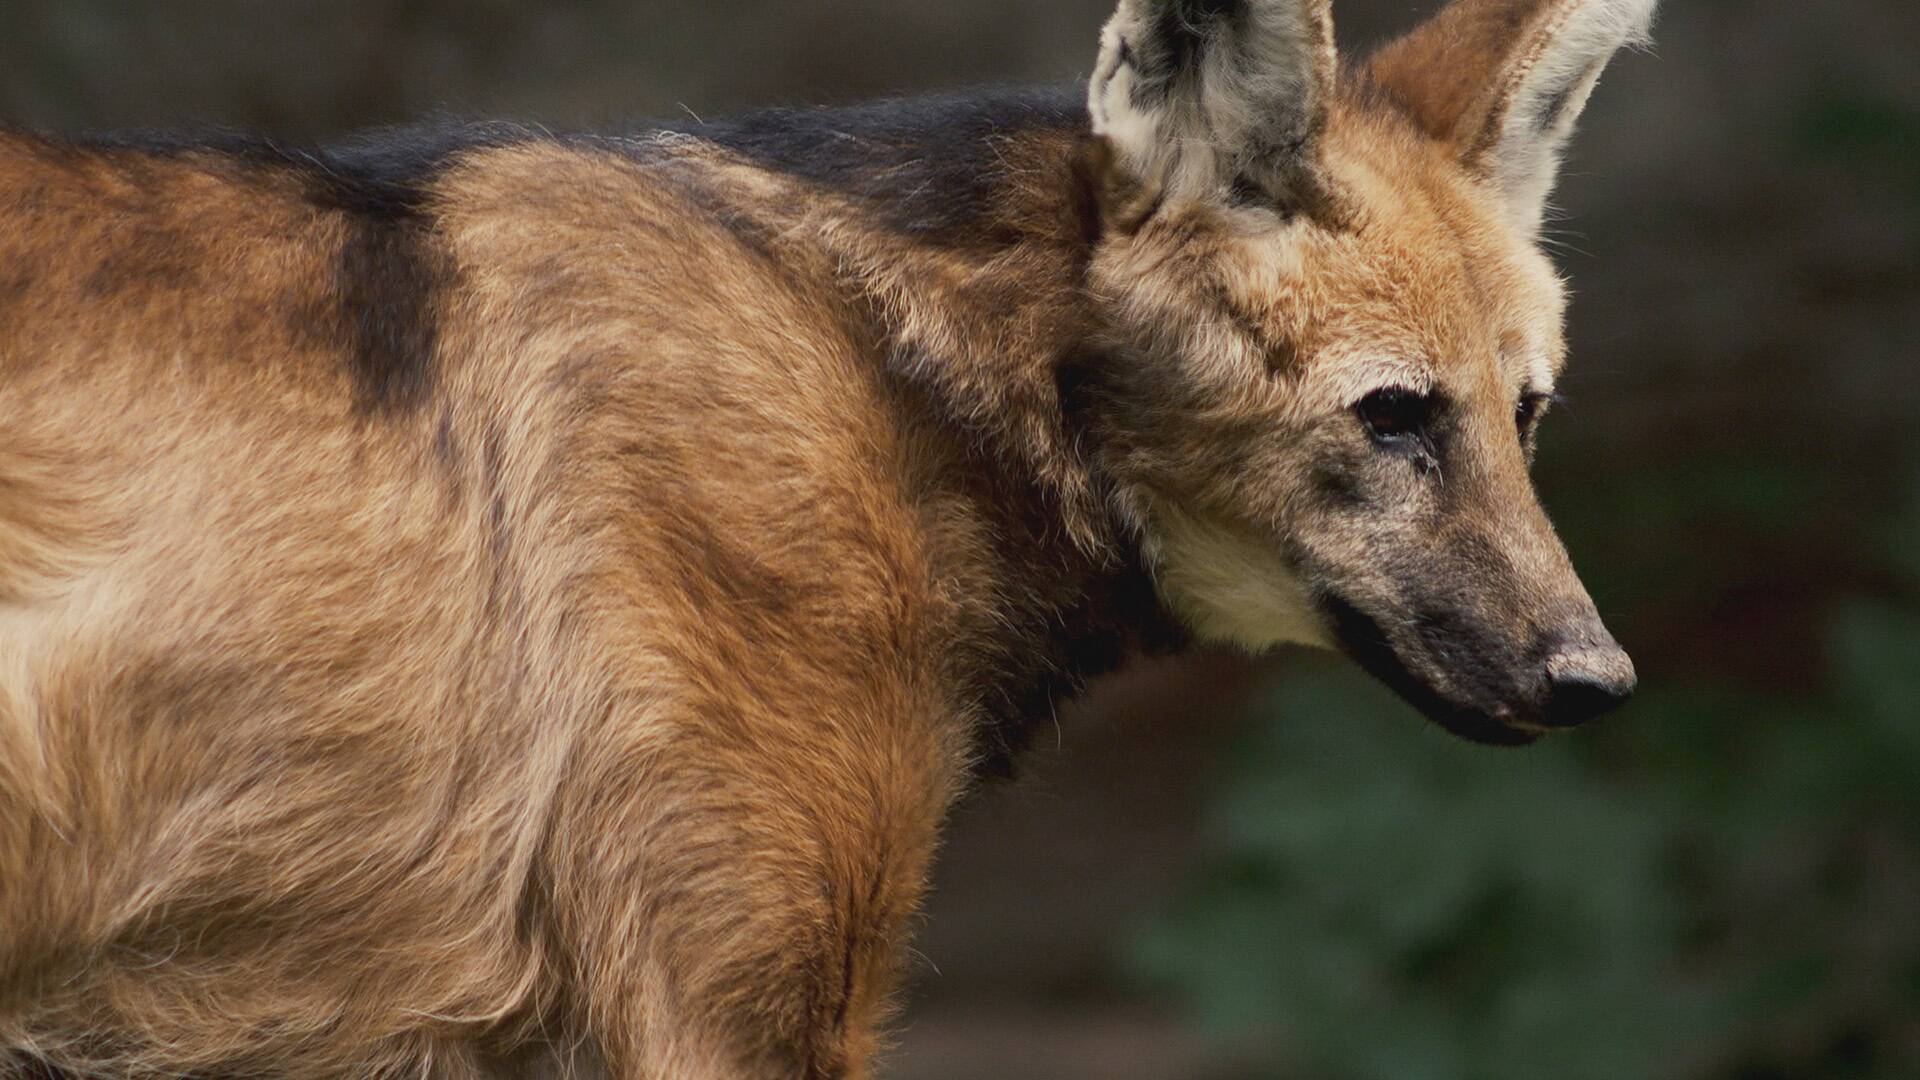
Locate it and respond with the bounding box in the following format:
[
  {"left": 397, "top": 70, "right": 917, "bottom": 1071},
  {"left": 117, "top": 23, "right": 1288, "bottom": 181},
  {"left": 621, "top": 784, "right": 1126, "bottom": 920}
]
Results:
[{"left": 0, "top": 1, "right": 1655, "bottom": 1075}]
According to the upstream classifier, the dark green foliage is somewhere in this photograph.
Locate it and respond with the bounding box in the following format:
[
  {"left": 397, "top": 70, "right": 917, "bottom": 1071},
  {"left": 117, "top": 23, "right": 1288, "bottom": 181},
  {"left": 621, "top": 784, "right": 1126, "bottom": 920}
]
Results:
[{"left": 1129, "top": 454, "right": 1920, "bottom": 1079}]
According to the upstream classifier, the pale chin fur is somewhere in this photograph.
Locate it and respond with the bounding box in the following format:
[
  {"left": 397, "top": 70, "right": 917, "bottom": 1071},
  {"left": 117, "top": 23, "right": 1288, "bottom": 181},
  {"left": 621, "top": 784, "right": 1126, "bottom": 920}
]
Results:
[{"left": 1141, "top": 502, "right": 1334, "bottom": 653}]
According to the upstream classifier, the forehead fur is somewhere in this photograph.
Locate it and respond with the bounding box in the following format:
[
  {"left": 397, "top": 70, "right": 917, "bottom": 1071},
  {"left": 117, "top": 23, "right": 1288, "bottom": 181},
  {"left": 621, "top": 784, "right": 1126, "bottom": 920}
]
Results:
[{"left": 1208, "top": 88, "right": 1570, "bottom": 409}]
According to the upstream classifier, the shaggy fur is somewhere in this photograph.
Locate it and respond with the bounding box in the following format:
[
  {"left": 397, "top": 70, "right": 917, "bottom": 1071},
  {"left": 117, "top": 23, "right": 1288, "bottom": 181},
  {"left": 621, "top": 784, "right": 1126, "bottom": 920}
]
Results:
[{"left": 0, "top": 1, "right": 1654, "bottom": 1076}]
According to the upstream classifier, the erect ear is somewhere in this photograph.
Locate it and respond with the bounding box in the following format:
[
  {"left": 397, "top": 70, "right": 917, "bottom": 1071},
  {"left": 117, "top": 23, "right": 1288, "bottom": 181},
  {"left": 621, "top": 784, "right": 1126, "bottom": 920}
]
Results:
[
  {"left": 1088, "top": 0, "right": 1338, "bottom": 218},
  {"left": 1366, "top": 0, "right": 1657, "bottom": 235}
]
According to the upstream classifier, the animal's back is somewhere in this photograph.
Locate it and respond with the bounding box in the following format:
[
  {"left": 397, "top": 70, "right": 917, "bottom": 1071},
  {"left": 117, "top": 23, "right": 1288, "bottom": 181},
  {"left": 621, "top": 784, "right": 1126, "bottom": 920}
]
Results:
[{"left": 0, "top": 127, "right": 956, "bottom": 1076}]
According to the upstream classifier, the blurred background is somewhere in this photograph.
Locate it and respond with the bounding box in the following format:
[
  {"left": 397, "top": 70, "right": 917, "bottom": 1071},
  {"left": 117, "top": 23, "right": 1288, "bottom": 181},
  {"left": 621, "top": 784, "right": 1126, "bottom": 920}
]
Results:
[{"left": 6, "top": 1, "right": 1916, "bottom": 1077}]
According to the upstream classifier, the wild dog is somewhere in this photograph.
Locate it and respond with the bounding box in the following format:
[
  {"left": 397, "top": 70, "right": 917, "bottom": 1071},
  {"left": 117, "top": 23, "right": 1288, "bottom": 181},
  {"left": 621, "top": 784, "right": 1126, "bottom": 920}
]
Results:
[{"left": 0, "top": 0, "right": 1655, "bottom": 1075}]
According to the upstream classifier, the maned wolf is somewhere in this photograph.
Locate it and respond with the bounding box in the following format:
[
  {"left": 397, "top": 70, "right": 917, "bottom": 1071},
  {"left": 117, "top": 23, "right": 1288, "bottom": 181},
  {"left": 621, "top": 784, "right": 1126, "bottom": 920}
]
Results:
[{"left": 0, "top": 0, "right": 1655, "bottom": 1075}]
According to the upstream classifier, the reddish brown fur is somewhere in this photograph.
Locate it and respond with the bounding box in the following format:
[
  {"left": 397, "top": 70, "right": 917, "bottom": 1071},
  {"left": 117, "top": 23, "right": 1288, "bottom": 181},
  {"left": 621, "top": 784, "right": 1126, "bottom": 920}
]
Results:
[
  {"left": 1366, "top": 0, "right": 1566, "bottom": 153},
  {"left": 0, "top": 1, "right": 1653, "bottom": 1075},
  {"left": 0, "top": 125, "right": 1123, "bottom": 1079}
]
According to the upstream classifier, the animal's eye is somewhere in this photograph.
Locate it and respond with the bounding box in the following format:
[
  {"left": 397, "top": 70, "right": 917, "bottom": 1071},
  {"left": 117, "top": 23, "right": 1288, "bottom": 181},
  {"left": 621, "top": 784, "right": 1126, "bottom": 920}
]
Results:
[
  {"left": 1356, "top": 387, "right": 1431, "bottom": 443},
  {"left": 1515, "top": 390, "right": 1559, "bottom": 435}
]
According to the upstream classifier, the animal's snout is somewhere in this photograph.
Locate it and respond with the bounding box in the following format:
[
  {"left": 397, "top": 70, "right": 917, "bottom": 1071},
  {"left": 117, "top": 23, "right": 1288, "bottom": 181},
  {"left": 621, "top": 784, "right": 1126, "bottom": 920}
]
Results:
[{"left": 1538, "top": 637, "right": 1637, "bottom": 728}]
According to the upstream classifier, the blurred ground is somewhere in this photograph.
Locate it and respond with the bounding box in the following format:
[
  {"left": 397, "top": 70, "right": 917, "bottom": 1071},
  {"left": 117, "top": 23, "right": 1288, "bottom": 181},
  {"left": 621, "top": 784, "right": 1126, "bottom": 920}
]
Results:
[{"left": 6, "top": 2, "right": 1917, "bottom": 1077}]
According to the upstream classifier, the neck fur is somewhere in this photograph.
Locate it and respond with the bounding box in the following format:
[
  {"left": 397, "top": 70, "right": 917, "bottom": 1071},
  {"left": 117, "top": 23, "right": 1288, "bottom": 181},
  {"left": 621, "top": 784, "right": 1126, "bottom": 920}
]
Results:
[
  {"left": 633, "top": 90, "right": 1187, "bottom": 764},
  {"left": 645, "top": 90, "right": 1116, "bottom": 557}
]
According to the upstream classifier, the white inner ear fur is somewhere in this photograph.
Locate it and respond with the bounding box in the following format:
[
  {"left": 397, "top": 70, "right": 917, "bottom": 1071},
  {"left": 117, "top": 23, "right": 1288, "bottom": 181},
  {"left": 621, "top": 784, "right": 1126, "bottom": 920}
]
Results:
[
  {"left": 1141, "top": 500, "right": 1334, "bottom": 653},
  {"left": 1089, "top": 0, "right": 1336, "bottom": 199},
  {"left": 1488, "top": 0, "right": 1658, "bottom": 235}
]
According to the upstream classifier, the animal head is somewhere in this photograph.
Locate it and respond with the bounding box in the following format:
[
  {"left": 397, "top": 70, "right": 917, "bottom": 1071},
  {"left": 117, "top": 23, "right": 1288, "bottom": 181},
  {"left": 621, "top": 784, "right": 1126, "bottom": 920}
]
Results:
[{"left": 1079, "top": 0, "right": 1655, "bottom": 744}]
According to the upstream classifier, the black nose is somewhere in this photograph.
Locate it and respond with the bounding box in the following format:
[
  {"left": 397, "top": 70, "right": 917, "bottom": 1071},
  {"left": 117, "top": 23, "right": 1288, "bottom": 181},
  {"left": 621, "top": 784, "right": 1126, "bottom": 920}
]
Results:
[{"left": 1539, "top": 645, "right": 1637, "bottom": 728}]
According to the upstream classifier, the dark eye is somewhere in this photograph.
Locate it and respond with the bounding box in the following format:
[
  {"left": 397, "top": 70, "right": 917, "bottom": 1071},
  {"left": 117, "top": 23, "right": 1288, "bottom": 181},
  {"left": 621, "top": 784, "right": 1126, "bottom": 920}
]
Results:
[
  {"left": 1515, "top": 390, "right": 1560, "bottom": 436},
  {"left": 1356, "top": 387, "right": 1432, "bottom": 444}
]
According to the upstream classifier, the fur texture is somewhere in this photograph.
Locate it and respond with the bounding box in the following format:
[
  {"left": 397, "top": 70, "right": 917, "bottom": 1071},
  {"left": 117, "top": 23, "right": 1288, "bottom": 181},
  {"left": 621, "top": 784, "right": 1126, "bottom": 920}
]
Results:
[
  {"left": 1091, "top": 0, "right": 1337, "bottom": 204},
  {"left": 1366, "top": 0, "right": 1659, "bottom": 232},
  {"left": 0, "top": 1, "right": 1655, "bottom": 1075}
]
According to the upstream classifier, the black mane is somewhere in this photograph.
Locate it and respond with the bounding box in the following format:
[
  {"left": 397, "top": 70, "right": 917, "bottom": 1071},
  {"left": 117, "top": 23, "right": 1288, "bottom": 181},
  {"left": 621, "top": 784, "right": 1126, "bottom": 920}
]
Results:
[
  {"left": 659, "top": 87, "right": 1088, "bottom": 245},
  {"left": 61, "top": 86, "right": 1090, "bottom": 232}
]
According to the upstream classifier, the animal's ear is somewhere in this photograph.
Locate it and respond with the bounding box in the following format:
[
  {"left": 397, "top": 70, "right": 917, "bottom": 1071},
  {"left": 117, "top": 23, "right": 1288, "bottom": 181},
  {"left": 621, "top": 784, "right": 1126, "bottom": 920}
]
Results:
[
  {"left": 1088, "top": 0, "right": 1338, "bottom": 219},
  {"left": 1366, "top": 0, "right": 1657, "bottom": 234}
]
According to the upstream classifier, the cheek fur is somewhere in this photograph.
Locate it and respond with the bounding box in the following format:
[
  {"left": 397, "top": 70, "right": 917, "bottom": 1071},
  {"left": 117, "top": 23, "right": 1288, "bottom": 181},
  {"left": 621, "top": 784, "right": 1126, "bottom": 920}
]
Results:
[{"left": 1140, "top": 500, "right": 1333, "bottom": 653}]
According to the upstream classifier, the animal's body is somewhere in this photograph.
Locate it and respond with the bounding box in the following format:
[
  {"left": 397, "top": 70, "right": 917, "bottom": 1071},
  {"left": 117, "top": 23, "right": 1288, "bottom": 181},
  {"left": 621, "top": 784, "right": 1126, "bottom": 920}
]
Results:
[{"left": 0, "top": 1, "right": 1657, "bottom": 1076}]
